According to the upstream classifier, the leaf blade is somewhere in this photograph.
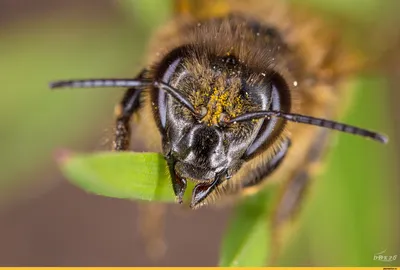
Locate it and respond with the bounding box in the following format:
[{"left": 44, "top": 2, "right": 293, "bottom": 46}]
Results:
[{"left": 59, "top": 152, "right": 175, "bottom": 202}]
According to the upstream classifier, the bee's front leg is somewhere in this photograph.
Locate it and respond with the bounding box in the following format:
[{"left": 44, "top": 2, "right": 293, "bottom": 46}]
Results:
[{"left": 113, "top": 70, "right": 146, "bottom": 151}]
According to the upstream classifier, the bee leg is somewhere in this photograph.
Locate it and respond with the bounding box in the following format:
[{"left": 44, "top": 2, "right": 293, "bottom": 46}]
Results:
[
  {"left": 113, "top": 70, "right": 146, "bottom": 151},
  {"left": 190, "top": 170, "right": 226, "bottom": 209},
  {"left": 241, "top": 139, "right": 291, "bottom": 189},
  {"left": 273, "top": 130, "right": 329, "bottom": 226},
  {"left": 113, "top": 69, "right": 167, "bottom": 261},
  {"left": 269, "top": 130, "right": 329, "bottom": 264}
]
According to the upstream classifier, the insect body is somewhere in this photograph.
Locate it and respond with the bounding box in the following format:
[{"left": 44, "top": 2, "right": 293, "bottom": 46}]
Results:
[{"left": 50, "top": 0, "right": 388, "bottom": 210}]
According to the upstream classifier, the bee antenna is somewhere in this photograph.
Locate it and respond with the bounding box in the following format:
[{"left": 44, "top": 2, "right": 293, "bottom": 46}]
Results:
[
  {"left": 49, "top": 79, "right": 151, "bottom": 89},
  {"left": 227, "top": 110, "right": 389, "bottom": 144},
  {"left": 49, "top": 78, "right": 198, "bottom": 116}
]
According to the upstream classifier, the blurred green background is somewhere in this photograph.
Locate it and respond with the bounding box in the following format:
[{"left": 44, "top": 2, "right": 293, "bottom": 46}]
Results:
[{"left": 0, "top": 0, "right": 398, "bottom": 266}]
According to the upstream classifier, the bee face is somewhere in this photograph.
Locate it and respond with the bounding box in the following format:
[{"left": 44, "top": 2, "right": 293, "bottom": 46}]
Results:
[{"left": 151, "top": 44, "right": 291, "bottom": 188}]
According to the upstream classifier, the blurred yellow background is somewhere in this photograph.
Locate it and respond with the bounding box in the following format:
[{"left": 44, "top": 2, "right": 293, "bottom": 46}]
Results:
[{"left": 0, "top": 0, "right": 398, "bottom": 266}]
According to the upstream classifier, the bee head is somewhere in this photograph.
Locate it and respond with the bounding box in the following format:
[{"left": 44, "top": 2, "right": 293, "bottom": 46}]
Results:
[{"left": 151, "top": 45, "right": 291, "bottom": 182}]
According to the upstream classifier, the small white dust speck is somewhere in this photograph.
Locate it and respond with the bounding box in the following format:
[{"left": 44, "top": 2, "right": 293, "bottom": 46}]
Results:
[
  {"left": 261, "top": 72, "right": 266, "bottom": 77},
  {"left": 256, "top": 32, "right": 260, "bottom": 36},
  {"left": 293, "top": 81, "right": 298, "bottom": 87}
]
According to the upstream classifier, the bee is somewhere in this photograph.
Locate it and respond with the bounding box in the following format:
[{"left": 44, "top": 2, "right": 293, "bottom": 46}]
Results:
[{"left": 50, "top": 0, "right": 388, "bottom": 216}]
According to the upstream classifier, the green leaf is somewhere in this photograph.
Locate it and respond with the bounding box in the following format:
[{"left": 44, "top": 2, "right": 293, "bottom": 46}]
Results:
[
  {"left": 219, "top": 187, "right": 278, "bottom": 266},
  {"left": 59, "top": 151, "right": 177, "bottom": 202}
]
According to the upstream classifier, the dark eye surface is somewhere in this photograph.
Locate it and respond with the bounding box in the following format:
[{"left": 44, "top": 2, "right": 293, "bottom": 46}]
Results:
[
  {"left": 152, "top": 46, "right": 191, "bottom": 130},
  {"left": 244, "top": 74, "right": 291, "bottom": 158},
  {"left": 158, "top": 57, "right": 182, "bottom": 128}
]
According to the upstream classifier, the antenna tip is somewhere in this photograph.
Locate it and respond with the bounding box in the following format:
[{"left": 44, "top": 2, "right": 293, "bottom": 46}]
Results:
[{"left": 378, "top": 134, "right": 389, "bottom": 144}]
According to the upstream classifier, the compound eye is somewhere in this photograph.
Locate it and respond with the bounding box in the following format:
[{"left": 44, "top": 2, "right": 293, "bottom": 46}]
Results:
[
  {"left": 243, "top": 74, "right": 291, "bottom": 159},
  {"left": 154, "top": 49, "right": 185, "bottom": 129}
]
